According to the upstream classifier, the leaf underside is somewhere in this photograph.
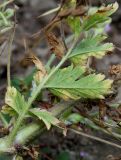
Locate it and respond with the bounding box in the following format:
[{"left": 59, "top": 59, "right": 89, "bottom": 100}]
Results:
[
  {"left": 5, "top": 87, "right": 27, "bottom": 115},
  {"left": 30, "top": 108, "right": 60, "bottom": 130}
]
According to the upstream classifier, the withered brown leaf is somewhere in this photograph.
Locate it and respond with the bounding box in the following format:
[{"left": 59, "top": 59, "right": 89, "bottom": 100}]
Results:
[
  {"left": 99, "top": 100, "right": 107, "bottom": 122},
  {"left": 58, "top": 5, "right": 87, "bottom": 18},
  {"left": 109, "top": 64, "right": 121, "bottom": 76},
  {"left": 27, "top": 54, "right": 46, "bottom": 83},
  {"left": 28, "top": 54, "right": 46, "bottom": 74},
  {"left": 98, "top": 4, "right": 114, "bottom": 13},
  {"left": 46, "top": 32, "right": 65, "bottom": 58}
]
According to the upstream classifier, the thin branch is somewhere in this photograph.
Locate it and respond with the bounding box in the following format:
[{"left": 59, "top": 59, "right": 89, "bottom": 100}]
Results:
[
  {"left": 32, "top": 0, "right": 64, "bottom": 39},
  {"left": 75, "top": 106, "right": 121, "bottom": 141},
  {"left": 7, "top": 27, "right": 15, "bottom": 86},
  {"left": 69, "top": 128, "right": 121, "bottom": 149},
  {"left": 7, "top": 6, "right": 16, "bottom": 86},
  {"left": 38, "top": 5, "right": 61, "bottom": 18}
]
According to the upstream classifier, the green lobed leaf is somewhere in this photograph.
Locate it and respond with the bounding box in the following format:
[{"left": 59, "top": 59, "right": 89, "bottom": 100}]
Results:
[
  {"left": 81, "top": 14, "right": 109, "bottom": 31},
  {"left": 69, "top": 35, "right": 114, "bottom": 65},
  {"left": 80, "top": 2, "right": 118, "bottom": 31},
  {"left": 30, "top": 108, "right": 60, "bottom": 130},
  {"left": 45, "top": 66, "right": 113, "bottom": 100},
  {"left": 4, "top": 9, "right": 14, "bottom": 19},
  {"left": 5, "top": 87, "right": 27, "bottom": 115}
]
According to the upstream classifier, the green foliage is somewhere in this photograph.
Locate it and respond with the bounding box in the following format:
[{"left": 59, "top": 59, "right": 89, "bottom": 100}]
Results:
[
  {"left": 30, "top": 108, "right": 60, "bottom": 130},
  {"left": 65, "top": 113, "right": 84, "bottom": 125},
  {"left": 5, "top": 87, "right": 27, "bottom": 115},
  {"left": 80, "top": 2, "right": 118, "bottom": 31},
  {"left": 0, "top": 0, "right": 119, "bottom": 155},
  {"left": 45, "top": 66, "right": 112, "bottom": 100},
  {"left": 0, "top": 2, "right": 14, "bottom": 33},
  {"left": 69, "top": 35, "right": 114, "bottom": 65},
  {"left": 4, "top": 87, "right": 61, "bottom": 130},
  {"left": 67, "top": 16, "right": 81, "bottom": 36}
]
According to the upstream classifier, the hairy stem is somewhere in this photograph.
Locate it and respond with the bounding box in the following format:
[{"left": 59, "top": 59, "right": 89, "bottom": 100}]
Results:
[
  {"left": 8, "top": 38, "right": 78, "bottom": 145},
  {"left": 14, "top": 101, "right": 121, "bottom": 150},
  {"left": 14, "top": 101, "right": 73, "bottom": 145}
]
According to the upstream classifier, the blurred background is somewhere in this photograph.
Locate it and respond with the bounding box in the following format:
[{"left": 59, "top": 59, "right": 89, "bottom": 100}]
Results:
[{"left": 0, "top": 0, "right": 121, "bottom": 159}]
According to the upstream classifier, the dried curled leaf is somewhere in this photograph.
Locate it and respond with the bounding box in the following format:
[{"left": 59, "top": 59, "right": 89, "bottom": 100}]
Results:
[
  {"left": 28, "top": 54, "right": 46, "bottom": 74},
  {"left": 46, "top": 32, "right": 65, "bottom": 58},
  {"left": 109, "top": 64, "right": 121, "bottom": 76},
  {"left": 59, "top": 0, "right": 87, "bottom": 17},
  {"left": 28, "top": 54, "right": 46, "bottom": 84},
  {"left": 98, "top": 2, "right": 118, "bottom": 17}
]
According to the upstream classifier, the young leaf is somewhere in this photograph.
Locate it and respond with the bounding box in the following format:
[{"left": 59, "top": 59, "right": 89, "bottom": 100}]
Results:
[
  {"left": 67, "top": 16, "right": 81, "bottom": 36},
  {"left": 30, "top": 108, "right": 60, "bottom": 130},
  {"left": 45, "top": 66, "right": 113, "bottom": 100},
  {"left": 69, "top": 35, "right": 114, "bottom": 65},
  {"left": 0, "top": 5, "right": 14, "bottom": 33},
  {"left": 5, "top": 87, "right": 27, "bottom": 115},
  {"left": 80, "top": 2, "right": 118, "bottom": 31},
  {"left": 65, "top": 113, "right": 84, "bottom": 125}
]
